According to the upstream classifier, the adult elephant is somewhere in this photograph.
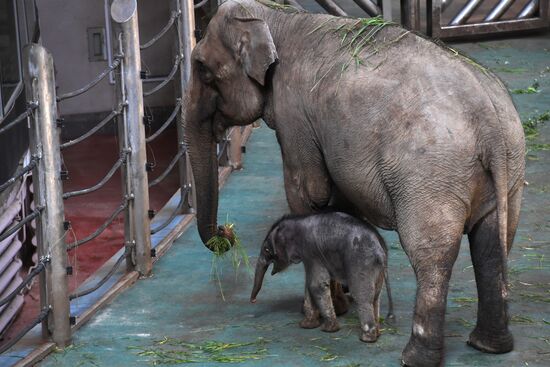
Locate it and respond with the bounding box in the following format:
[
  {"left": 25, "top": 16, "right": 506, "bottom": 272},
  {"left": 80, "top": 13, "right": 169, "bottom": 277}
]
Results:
[{"left": 183, "top": 1, "right": 525, "bottom": 366}]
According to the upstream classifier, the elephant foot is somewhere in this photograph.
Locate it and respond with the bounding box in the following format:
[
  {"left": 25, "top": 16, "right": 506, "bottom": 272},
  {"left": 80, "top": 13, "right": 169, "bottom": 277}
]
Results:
[
  {"left": 321, "top": 319, "right": 340, "bottom": 333},
  {"left": 467, "top": 327, "right": 514, "bottom": 354},
  {"left": 360, "top": 329, "right": 379, "bottom": 343},
  {"left": 401, "top": 337, "right": 443, "bottom": 367},
  {"left": 299, "top": 317, "right": 321, "bottom": 329}
]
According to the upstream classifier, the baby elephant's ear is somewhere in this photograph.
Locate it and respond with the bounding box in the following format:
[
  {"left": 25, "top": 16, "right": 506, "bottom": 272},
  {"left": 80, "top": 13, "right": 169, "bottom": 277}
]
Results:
[{"left": 230, "top": 17, "right": 278, "bottom": 86}]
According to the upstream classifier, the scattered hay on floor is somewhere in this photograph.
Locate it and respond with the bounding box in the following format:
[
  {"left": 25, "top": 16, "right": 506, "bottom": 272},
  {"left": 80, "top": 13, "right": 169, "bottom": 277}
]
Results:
[
  {"left": 130, "top": 337, "right": 271, "bottom": 365},
  {"left": 512, "top": 81, "right": 540, "bottom": 94}
]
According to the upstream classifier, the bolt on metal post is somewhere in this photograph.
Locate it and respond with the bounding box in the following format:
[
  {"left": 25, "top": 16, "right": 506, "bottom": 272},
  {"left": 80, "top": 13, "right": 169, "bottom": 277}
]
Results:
[
  {"left": 22, "top": 44, "right": 71, "bottom": 347},
  {"left": 112, "top": 0, "right": 152, "bottom": 277}
]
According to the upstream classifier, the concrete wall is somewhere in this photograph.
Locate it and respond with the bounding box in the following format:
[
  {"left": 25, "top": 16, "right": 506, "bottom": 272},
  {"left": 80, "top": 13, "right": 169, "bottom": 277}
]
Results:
[{"left": 38, "top": 0, "right": 176, "bottom": 117}]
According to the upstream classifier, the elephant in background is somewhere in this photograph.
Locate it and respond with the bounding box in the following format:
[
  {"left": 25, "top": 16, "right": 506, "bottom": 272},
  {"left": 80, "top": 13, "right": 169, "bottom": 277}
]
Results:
[{"left": 183, "top": 1, "right": 525, "bottom": 366}]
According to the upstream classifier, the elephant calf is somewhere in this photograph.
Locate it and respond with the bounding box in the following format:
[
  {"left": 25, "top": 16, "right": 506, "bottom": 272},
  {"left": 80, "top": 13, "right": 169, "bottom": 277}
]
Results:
[{"left": 250, "top": 212, "right": 394, "bottom": 343}]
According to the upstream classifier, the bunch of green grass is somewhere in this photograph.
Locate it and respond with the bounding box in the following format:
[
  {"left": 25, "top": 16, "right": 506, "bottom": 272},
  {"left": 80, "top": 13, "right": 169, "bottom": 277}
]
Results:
[
  {"left": 522, "top": 111, "right": 550, "bottom": 140},
  {"left": 512, "top": 81, "right": 540, "bottom": 94},
  {"left": 207, "top": 221, "right": 251, "bottom": 301},
  {"left": 130, "top": 337, "right": 269, "bottom": 365}
]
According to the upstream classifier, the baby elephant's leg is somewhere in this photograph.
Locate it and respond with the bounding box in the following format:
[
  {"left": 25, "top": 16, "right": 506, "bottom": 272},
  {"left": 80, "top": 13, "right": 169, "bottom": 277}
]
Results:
[
  {"left": 308, "top": 264, "right": 339, "bottom": 332},
  {"left": 300, "top": 287, "right": 321, "bottom": 329},
  {"left": 350, "top": 270, "right": 381, "bottom": 343}
]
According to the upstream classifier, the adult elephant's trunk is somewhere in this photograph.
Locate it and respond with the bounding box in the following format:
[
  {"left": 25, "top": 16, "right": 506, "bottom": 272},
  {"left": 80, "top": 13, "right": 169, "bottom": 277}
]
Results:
[
  {"left": 250, "top": 255, "right": 269, "bottom": 303},
  {"left": 184, "top": 107, "right": 219, "bottom": 250}
]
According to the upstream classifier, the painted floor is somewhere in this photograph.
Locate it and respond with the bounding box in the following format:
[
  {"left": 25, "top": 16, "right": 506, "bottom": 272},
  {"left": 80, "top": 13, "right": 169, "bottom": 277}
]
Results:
[{"left": 37, "top": 34, "right": 550, "bottom": 367}]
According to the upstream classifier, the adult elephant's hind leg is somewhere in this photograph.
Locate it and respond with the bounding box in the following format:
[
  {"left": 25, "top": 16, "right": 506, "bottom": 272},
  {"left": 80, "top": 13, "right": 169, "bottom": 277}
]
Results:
[
  {"left": 466, "top": 187, "right": 522, "bottom": 354},
  {"left": 399, "top": 207, "right": 463, "bottom": 367}
]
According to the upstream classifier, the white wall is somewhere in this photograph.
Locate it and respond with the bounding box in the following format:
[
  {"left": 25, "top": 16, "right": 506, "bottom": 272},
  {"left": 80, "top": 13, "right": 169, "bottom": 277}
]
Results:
[{"left": 38, "top": 0, "right": 176, "bottom": 116}]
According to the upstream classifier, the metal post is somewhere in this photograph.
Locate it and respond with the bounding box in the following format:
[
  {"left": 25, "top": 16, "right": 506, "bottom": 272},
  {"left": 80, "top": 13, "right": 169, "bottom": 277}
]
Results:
[
  {"left": 22, "top": 44, "right": 71, "bottom": 347},
  {"left": 228, "top": 128, "right": 243, "bottom": 170},
  {"left": 401, "top": 0, "right": 421, "bottom": 31},
  {"left": 174, "top": 0, "right": 196, "bottom": 213},
  {"left": 112, "top": 0, "right": 152, "bottom": 276}
]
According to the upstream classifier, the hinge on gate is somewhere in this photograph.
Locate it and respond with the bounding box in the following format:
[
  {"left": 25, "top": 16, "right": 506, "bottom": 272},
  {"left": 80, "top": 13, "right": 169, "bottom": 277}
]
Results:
[
  {"left": 63, "top": 221, "right": 71, "bottom": 230},
  {"left": 60, "top": 170, "right": 70, "bottom": 181},
  {"left": 66, "top": 266, "right": 73, "bottom": 275},
  {"left": 148, "top": 209, "right": 156, "bottom": 219},
  {"left": 241, "top": 146, "right": 246, "bottom": 154},
  {"left": 56, "top": 117, "right": 65, "bottom": 128},
  {"left": 150, "top": 248, "right": 157, "bottom": 258},
  {"left": 146, "top": 162, "right": 154, "bottom": 172},
  {"left": 140, "top": 70, "right": 148, "bottom": 80},
  {"left": 69, "top": 316, "right": 76, "bottom": 325}
]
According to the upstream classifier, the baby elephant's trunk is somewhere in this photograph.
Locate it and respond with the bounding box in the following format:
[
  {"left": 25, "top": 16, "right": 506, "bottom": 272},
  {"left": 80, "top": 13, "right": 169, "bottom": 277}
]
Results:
[{"left": 250, "top": 256, "right": 269, "bottom": 303}]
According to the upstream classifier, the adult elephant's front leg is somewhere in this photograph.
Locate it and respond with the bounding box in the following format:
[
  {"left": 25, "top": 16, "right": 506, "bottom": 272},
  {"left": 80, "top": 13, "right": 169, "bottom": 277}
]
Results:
[{"left": 398, "top": 205, "right": 464, "bottom": 367}]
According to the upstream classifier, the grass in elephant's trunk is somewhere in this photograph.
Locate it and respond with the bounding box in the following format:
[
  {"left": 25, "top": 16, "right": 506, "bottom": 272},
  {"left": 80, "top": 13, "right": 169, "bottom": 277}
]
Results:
[{"left": 207, "top": 222, "right": 251, "bottom": 301}]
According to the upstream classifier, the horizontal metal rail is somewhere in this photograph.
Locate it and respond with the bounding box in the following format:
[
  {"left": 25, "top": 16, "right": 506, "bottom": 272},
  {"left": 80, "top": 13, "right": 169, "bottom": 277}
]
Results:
[
  {"left": 60, "top": 107, "right": 122, "bottom": 150},
  {"left": 0, "top": 207, "right": 43, "bottom": 243},
  {"left": 57, "top": 58, "right": 121, "bottom": 101},
  {"left": 143, "top": 56, "right": 180, "bottom": 97},
  {"left": 0, "top": 307, "right": 49, "bottom": 355},
  {"left": 150, "top": 193, "right": 186, "bottom": 235},
  {"left": 148, "top": 148, "right": 185, "bottom": 187},
  {"left": 69, "top": 251, "right": 125, "bottom": 300},
  {"left": 0, "top": 104, "right": 37, "bottom": 136},
  {"left": 63, "top": 152, "right": 128, "bottom": 199},
  {"left": 0, "top": 82, "right": 24, "bottom": 125},
  {"left": 194, "top": 0, "right": 209, "bottom": 9},
  {"left": 217, "top": 139, "right": 229, "bottom": 161},
  {"left": 145, "top": 100, "right": 181, "bottom": 143},
  {"left": 0, "top": 156, "right": 38, "bottom": 194},
  {"left": 140, "top": 10, "right": 180, "bottom": 50},
  {"left": 67, "top": 199, "right": 129, "bottom": 250},
  {"left": 0, "top": 258, "right": 47, "bottom": 308}
]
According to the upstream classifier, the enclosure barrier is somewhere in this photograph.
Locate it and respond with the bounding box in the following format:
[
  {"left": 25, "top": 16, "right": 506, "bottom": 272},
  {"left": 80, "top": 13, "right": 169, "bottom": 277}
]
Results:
[{"left": 0, "top": 0, "right": 253, "bottom": 361}]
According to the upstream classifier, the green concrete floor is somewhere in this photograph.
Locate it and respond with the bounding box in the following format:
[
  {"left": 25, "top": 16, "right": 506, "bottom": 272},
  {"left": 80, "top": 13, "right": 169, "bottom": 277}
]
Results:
[{"left": 38, "top": 34, "right": 549, "bottom": 367}]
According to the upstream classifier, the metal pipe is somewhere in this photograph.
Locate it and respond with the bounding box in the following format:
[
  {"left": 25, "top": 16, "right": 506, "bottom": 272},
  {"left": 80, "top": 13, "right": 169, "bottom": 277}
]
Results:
[
  {"left": 57, "top": 59, "right": 121, "bottom": 101},
  {"left": 351, "top": 0, "right": 381, "bottom": 17},
  {"left": 140, "top": 10, "right": 179, "bottom": 50},
  {"left": 175, "top": 0, "right": 196, "bottom": 214},
  {"left": 60, "top": 107, "right": 121, "bottom": 150},
  {"left": 142, "top": 56, "right": 180, "bottom": 97},
  {"left": 112, "top": 0, "right": 152, "bottom": 277},
  {"left": 484, "top": 0, "right": 515, "bottom": 22},
  {"left": 315, "top": 0, "right": 347, "bottom": 16},
  {"left": 400, "top": 0, "right": 421, "bottom": 30},
  {"left": 450, "top": 0, "right": 483, "bottom": 26},
  {"left": 441, "top": 0, "right": 454, "bottom": 12},
  {"left": 518, "top": 0, "right": 538, "bottom": 19},
  {"left": 145, "top": 100, "right": 181, "bottom": 143},
  {"left": 22, "top": 43, "right": 71, "bottom": 347}
]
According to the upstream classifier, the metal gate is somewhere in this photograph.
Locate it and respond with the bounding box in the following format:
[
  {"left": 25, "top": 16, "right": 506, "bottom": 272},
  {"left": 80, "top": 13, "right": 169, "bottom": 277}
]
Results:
[{"left": 427, "top": 0, "right": 549, "bottom": 39}]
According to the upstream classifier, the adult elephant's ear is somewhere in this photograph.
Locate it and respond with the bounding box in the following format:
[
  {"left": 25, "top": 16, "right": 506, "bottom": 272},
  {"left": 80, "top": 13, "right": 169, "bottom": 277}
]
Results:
[{"left": 230, "top": 17, "right": 278, "bottom": 86}]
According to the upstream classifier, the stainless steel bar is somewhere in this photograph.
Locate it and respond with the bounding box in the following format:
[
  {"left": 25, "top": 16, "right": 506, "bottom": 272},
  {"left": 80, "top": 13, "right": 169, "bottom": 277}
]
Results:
[
  {"left": 69, "top": 252, "right": 125, "bottom": 300},
  {"left": 0, "top": 258, "right": 46, "bottom": 307},
  {"left": 148, "top": 148, "right": 185, "bottom": 187},
  {"left": 175, "top": 0, "right": 195, "bottom": 214},
  {"left": 112, "top": 0, "right": 152, "bottom": 277},
  {"left": 0, "top": 207, "right": 41, "bottom": 243},
  {"left": 140, "top": 11, "right": 179, "bottom": 50},
  {"left": 142, "top": 56, "right": 180, "bottom": 97},
  {"left": 518, "top": 0, "right": 538, "bottom": 18},
  {"left": 59, "top": 108, "right": 122, "bottom": 150},
  {"left": 23, "top": 43, "right": 71, "bottom": 347},
  {"left": 104, "top": 0, "right": 116, "bottom": 85},
  {"left": 0, "top": 307, "right": 49, "bottom": 355},
  {"left": 0, "top": 106, "right": 35, "bottom": 136},
  {"left": 441, "top": 0, "right": 454, "bottom": 12},
  {"left": 351, "top": 0, "right": 381, "bottom": 16},
  {"left": 315, "top": 0, "right": 347, "bottom": 16},
  {"left": 484, "top": 0, "right": 515, "bottom": 21},
  {"left": 150, "top": 195, "right": 186, "bottom": 234},
  {"left": 62, "top": 153, "right": 127, "bottom": 199},
  {"left": 401, "top": 0, "right": 421, "bottom": 30},
  {"left": 57, "top": 59, "right": 121, "bottom": 101},
  {"left": 450, "top": 0, "right": 484, "bottom": 26},
  {"left": 145, "top": 100, "right": 181, "bottom": 143}
]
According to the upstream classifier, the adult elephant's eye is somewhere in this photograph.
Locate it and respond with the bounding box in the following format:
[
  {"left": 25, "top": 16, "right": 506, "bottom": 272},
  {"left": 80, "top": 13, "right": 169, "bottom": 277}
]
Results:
[{"left": 198, "top": 62, "right": 214, "bottom": 84}]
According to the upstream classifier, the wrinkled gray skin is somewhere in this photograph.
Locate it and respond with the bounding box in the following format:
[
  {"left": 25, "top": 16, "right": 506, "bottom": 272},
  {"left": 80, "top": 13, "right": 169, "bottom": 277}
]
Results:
[
  {"left": 183, "top": 1, "right": 525, "bottom": 366},
  {"left": 250, "top": 212, "right": 395, "bottom": 343}
]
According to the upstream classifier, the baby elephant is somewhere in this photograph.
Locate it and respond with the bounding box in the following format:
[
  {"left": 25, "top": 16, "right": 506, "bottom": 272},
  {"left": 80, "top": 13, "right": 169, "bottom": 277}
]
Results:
[{"left": 250, "top": 212, "right": 394, "bottom": 343}]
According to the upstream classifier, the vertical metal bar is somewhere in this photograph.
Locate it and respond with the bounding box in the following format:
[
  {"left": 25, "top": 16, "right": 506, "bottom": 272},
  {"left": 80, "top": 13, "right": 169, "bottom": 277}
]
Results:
[
  {"left": 381, "top": 0, "right": 393, "bottom": 21},
  {"left": 22, "top": 44, "right": 71, "bottom": 347},
  {"left": 228, "top": 127, "right": 243, "bottom": 170},
  {"left": 104, "top": 0, "right": 116, "bottom": 85},
  {"left": 111, "top": 0, "right": 152, "bottom": 277},
  {"left": 401, "top": 0, "right": 421, "bottom": 30},
  {"left": 175, "top": 0, "right": 196, "bottom": 213}
]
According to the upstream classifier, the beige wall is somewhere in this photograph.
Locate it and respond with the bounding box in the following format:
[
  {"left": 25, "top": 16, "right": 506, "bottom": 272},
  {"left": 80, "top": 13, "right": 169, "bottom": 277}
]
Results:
[{"left": 38, "top": 0, "right": 176, "bottom": 116}]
